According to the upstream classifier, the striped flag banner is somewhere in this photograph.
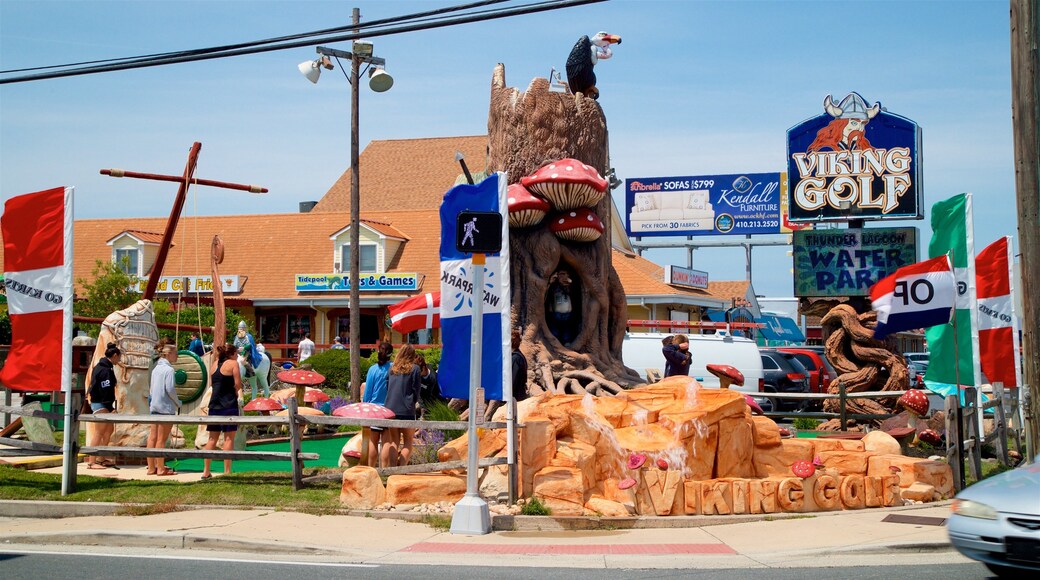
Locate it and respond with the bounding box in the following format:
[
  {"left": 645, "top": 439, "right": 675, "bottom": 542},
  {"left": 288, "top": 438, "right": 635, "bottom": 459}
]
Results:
[
  {"left": 870, "top": 255, "right": 956, "bottom": 340},
  {"left": 975, "top": 236, "right": 1019, "bottom": 388},
  {"left": 1, "top": 187, "right": 74, "bottom": 392}
]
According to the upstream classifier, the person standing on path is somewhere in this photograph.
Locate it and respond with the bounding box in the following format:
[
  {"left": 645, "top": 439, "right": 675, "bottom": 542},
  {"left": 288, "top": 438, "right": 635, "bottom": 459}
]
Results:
[
  {"left": 331, "top": 336, "right": 347, "bottom": 350},
  {"left": 147, "top": 344, "right": 181, "bottom": 476},
  {"left": 663, "top": 334, "right": 692, "bottom": 377},
  {"left": 202, "top": 344, "right": 242, "bottom": 479},
  {"left": 362, "top": 341, "right": 393, "bottom": 467},
  {"left": 187, "top": 332, "right": 205, "bottom": 357},
  {"left": 297, "top": 333, "right": 315, "bottom": 363},
  {"left": 86, "top": 343, "right": 121, "bottom": 469},
  {"left": 383, "top": 344, "right": 435, "bottom": 467},
  {"left": 511, "top": 328, "right": 529, "bottom": 402}
]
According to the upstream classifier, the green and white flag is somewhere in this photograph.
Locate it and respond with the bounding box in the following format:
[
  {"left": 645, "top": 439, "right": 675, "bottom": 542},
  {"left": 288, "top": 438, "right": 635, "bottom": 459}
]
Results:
[{"left": 923, "top": 193, "right": 983, "bottom": 402}]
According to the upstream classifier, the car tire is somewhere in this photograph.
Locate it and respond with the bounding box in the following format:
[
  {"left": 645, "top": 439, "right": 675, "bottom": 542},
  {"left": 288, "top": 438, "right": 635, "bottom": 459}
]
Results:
[{"left": 985, "top": 562, "right": 1027, "bottom": 578}]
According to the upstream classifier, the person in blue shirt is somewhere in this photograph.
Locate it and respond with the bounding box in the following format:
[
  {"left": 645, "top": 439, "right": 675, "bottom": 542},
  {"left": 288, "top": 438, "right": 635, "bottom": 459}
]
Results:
[
  {"left": 330, "top": 336, "right": 347, "bottom": 350},
  {"left": 663, "top": 334, "right": 692, "bottom": 377},
  {"left": 362, "top": 341, "right": 393, "bottom": 466},
  {"left": 187, "top": 332, "right": 205, "bottom": 357}
]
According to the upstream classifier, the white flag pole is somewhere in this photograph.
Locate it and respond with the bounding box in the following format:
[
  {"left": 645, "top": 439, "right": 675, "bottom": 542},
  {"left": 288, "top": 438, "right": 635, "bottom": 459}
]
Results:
[
  {"left": 1007, "top": 235, "right": 1031, "bottom": 460},
  {"left": 61, "top": 187, "right": 76, "bottom": 496},
  {"left": 964, "top": 193, "right": 984, "bottom": 440}
]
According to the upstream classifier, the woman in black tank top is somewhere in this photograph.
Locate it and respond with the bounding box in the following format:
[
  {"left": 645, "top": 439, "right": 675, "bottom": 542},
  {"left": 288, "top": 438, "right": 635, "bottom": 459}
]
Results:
[{"left": 202, "top": 344, "right": 243, "bottom": 479}]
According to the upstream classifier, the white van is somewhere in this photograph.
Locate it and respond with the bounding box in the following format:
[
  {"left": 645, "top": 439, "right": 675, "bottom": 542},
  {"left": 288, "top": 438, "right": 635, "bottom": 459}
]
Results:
[{"left": 621, "top": 332, "right": 765, "bottom": 395}]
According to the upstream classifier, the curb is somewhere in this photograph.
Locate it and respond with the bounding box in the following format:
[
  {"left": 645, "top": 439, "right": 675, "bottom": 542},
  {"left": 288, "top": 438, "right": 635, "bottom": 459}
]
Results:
[{"left": 0, "top": 530, "right": 348, "bottom": 555}]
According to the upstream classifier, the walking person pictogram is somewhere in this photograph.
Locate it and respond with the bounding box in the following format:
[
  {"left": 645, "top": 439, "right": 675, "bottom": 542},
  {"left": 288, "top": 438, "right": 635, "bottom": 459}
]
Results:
[{"left": 462, "top": 217, "right": 479, "bottom": 246}]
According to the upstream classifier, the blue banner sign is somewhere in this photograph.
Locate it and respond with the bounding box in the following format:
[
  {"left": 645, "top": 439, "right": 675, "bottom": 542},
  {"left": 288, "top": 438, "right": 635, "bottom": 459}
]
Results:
[
  {"left": 294, "top": 273, "right": 421, "bottom": 292},
  {"left": 787, "top": 92, "right": 923, "bottom": 222},
  {"left": 792, "top": 227, "right": 918, "bottom": 297},
  {"left": 626, "top": 172, "right": 783, "bottom": 237}
]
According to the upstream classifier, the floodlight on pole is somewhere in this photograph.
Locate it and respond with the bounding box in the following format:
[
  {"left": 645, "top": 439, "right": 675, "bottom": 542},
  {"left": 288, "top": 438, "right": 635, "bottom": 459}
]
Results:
[{"left": 300, "top": 8, "right": 392, "bottom": 402}]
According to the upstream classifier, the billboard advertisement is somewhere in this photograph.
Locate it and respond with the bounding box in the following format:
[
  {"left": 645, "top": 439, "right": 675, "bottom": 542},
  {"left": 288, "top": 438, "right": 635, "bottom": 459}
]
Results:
[
  {"left": 626, "top": 172, "right": 784, "bottom": 237},
  {"left": 787, "top": 92, "right": 923, "bottom": 222},
  {"left": 664, "top": 265, "right": 709, "bottom": 289},
  {"left": 793, "top": 227, "right": 918, "bottom": 297}
]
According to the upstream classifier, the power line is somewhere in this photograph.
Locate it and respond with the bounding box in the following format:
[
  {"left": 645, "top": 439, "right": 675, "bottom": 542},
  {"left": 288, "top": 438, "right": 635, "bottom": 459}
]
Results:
[
  {"left": 0, "top": 0, "right": 605, "bottom": 84},
  {"left": 1, "top": 0, "right": 515, "bottom": 74}
]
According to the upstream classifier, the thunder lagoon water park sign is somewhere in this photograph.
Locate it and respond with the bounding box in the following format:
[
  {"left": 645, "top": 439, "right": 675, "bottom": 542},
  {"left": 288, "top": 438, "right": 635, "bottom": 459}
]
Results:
[
  {"left": 792, "top": 227, "right": 918, "bottom": 297},
  {"left": 787, "top": 92, "right": 923, "bottom": 223}
]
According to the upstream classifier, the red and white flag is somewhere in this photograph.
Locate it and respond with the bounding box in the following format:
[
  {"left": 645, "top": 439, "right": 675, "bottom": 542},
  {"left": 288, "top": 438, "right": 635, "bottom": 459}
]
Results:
[
  {"left": 976, "top": 236, "right": 1019, "bottom": 388},
  {"left": 1, "top": 187, "right": 74, "bottom": 392},
  {"left": 388, "top": 292, "right": 440, "bottom": 334},
  {"left": 870, "top": 255, "right": 956, "bottom": 340}
]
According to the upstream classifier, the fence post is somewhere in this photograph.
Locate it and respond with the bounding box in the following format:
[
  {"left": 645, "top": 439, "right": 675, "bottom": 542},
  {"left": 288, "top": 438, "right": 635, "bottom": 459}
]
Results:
[
  {"left": 993, "top": 383, "right": 1010, "bottom": 466},
  {"left": 963, "top": 387, "right": 983, "bottom": 482},
  {"left": 945, "top": 395, "right": 964, "bottom": 491},
  {"left": 838, "top": 381, "right": 848, "bottom": 431},
  {"left": 288, "top": 398, "right": 303, "bottom": 491},
  {"left": 508, "top": 398, "right": 518, "bottom": 505}
]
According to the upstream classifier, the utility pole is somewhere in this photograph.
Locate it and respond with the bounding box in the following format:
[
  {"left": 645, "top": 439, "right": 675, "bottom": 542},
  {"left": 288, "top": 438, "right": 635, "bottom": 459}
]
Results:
[
  {"left": 349, "top": 6, "right": 363, "bottom": 402},
  {"left": 1010, "top": 0, "right": 1039, "bottom": 458}
]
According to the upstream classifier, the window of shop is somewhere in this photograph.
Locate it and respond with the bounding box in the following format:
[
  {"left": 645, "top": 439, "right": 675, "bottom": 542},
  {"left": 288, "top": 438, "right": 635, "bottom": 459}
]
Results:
[
  {"left": 335, "top": 316, "right": 349, "bottom": 342},
  {"left": 115, "top": 248, "right": 139, "bottom": 276},
  {"left": 259, "top": 312, "right": 312, "bottom": 344},
  {"left": 340, "top": 244, "right": 377, "bottom": 273}
]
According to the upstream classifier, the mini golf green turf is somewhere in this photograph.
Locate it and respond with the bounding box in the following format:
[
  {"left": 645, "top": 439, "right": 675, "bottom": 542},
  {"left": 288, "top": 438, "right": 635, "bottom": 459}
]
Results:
[{"left": 169, "top": 434, "right": 355, "bottom": 473}]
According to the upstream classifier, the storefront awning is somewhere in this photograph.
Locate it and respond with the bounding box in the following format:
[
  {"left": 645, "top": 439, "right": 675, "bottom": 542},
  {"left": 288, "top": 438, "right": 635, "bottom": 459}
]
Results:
[{"left": 756, "top": 315, "right": 805, "bottom": 342}]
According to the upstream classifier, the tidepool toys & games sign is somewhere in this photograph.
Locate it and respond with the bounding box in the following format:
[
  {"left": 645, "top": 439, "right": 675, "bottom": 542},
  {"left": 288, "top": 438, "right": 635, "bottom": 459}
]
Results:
[
  {"left": 626, "top": 172, "right": 785, "bottom": 237},
  {"left": 786, "top": 92, "right": 923, "bottom": 222},
  {"left": 294, "top": 273, "right": 421, "bottom": 292},
  {"left": 792, "top": 227, "right": 918, "bottom": 297}
]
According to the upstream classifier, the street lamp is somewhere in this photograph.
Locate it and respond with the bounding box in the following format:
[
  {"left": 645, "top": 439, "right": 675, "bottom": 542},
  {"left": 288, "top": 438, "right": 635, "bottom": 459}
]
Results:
[{"left": 300, "top": 23, "right": 393, "bottom": 402}]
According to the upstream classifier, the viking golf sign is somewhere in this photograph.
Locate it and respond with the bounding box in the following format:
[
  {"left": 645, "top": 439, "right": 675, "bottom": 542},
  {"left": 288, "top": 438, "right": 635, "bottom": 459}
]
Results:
[{"left": 787, "top": 92, "right": 923, "bottom": 222}]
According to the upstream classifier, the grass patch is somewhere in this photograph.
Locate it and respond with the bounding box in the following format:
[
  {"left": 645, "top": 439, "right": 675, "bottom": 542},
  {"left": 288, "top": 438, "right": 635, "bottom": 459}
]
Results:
[
  {"left": 422, "top": 514, "right": 452, "bottom": 530},
  {"left": 0, "top": 465, "right": 343, "bottom": 511},
  {"left": 520, "top": 497, "right": 551, "bottom": 516},
  {"left": 764, "top": 514, "right": 816, "bottom": 521},
  {"left": 117, "top": 497, "right": 184, "bottom": 516}
]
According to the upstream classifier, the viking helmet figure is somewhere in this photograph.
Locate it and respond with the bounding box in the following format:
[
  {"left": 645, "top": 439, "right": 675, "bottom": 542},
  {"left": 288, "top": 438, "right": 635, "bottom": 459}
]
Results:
[{"left": 823, "top": 92, "right": 880, "bottom": 120}]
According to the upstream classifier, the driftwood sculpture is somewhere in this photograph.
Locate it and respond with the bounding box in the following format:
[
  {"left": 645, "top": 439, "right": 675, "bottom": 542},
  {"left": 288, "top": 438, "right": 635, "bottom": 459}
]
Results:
[
  {"left": 486, "top": 64, "right": 641, "bottom": 396},
  {"left": 818, "top": 304, "right": 909, "bottom": 430}
]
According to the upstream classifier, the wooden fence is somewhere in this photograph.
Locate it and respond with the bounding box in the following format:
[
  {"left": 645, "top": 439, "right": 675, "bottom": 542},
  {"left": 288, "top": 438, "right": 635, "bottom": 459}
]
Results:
[{"left": 0, "top": 398, "right": 517, "bottom": 496}]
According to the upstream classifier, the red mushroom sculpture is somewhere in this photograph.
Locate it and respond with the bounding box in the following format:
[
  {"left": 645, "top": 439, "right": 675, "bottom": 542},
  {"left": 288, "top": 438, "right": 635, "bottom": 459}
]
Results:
[
  {"left": 303, "top": 389, "right": 331, "bottom": 404},
  {"left": 242, "top": 397, "right": 283, "bottom": 414},
  {"left": 507, "top": 183, "right": 551, "bottom": 228},
  {"left": 791, "top": 459, "right": 816, "bottom": 479},
  {"left": 550, "top": 208, "right": 604, "bottom": 242},
  {"left": 333, "top": 402, "right": 396, "bottom": 466},
  {"left": 896, "top": 389, "right": 930, "bottom": 446},
  {"left": 277, "top": 369, "right": 326, "bottom": 407},
  {"left": 918, "top": 428, "right": 942, "bottom": 447},
  {"left": 706, "top": 364, "right": 744, "bottom": 389},
  {"left": 520, "top": 158, "right": 608, "bottom": 210}
]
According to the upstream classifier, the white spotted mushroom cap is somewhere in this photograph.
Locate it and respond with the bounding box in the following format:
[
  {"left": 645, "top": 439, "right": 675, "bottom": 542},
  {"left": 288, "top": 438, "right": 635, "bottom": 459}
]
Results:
[
  {"left": 520, "top": 158, "right": 608, "bottom": 211},
  {"left": 549, "top": 208, "right": 604, "bottom": 242},
  {"left": 506, "top": 183, "right": 551, "bottom": 228}
]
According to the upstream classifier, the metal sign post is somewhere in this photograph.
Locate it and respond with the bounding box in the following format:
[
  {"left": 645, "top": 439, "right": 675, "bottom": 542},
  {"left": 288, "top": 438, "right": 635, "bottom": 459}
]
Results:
[{"left": 451, "top": 251, "right": 492, "bottom": 535}]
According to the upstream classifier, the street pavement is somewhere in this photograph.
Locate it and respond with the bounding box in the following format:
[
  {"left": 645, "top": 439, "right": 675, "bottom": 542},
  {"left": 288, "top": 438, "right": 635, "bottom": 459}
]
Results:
[{"left": 0, "top": 498, "right": 967, "bottom": 570}]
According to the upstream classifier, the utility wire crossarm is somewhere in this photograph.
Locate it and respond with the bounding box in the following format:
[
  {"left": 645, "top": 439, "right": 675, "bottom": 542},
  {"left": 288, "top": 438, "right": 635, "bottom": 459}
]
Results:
[{"left": 100, "top": 141, "right": 267, "bottom": 300}]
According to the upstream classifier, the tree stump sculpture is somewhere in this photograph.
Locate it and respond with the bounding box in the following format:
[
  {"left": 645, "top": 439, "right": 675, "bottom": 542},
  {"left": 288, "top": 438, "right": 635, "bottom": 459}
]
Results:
[
  {"left": 487, "top": 64, "right": 640, "bottom": 394},
  {"left": 818, "top": 304, "right": 910, "bottom": 430}
]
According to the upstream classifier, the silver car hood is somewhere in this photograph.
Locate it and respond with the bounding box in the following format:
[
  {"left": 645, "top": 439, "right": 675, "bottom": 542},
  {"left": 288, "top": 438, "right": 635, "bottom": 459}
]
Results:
[{"left": 958, "top": 459, "right": 1040, "bottom": 515}]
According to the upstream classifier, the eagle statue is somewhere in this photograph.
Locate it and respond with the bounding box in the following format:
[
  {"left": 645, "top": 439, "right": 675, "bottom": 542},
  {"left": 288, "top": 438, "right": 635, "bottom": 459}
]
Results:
[{"left": 565, "top": 31, "right": 621, "bottom": 100}]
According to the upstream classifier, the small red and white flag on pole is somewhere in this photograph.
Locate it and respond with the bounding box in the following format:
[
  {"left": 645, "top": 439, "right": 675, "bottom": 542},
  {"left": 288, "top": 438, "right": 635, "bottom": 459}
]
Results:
[
  {"left": 975, "top": 236, "right": 1019, "bottom": 388},
  {"left": 388, "top": 292, "right": 440, "bottom": 334},
  {"left": 1, "top": 187, "right": 74, "bottom": 392},
  {"left": 870, "top": 255, "right": 956, "bottom": 340}
]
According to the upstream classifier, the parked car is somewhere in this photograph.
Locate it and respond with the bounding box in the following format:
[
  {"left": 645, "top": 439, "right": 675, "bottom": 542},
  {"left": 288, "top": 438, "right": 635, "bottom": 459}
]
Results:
[
  {"left": 759, "top": 349, "right": 811, "bottom": 411},
  {"left": 948, "top": 455, "right": 1040, "bottom": 576},
  {"left": 621, "top": 332, "right": 765, "bottom": 393},
  {"left": 777, "top": 347, "right": 836, "bottom": 394}
]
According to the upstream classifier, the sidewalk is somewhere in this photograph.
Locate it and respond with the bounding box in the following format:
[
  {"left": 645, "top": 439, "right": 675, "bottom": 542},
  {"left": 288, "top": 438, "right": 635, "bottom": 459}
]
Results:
[{"left": 0, "top": 499, "right": 966, "bottom": 569}]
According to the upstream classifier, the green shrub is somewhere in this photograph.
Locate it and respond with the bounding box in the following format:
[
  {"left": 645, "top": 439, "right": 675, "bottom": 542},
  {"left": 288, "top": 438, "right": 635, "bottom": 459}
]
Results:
[
  {"left": 521, "top": 497, "right": 551, "bottom": 516},
  {"left": 305, "top": 349, "right": 373, "bottom": 391},
  {"left": 423, "top": 400, "right": 464, "bottom": 440},
  {"left": 792, "top": 417, "right": 820, "bottom": 431},
  {"left": 415, "top": 347, "right": 441, "bottom": 371}
]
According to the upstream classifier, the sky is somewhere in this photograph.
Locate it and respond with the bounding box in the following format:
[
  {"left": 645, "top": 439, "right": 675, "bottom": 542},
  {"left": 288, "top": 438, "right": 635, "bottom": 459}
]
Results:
[{"left": 0, "top": 0, "right": 1019, "bottom": 299}]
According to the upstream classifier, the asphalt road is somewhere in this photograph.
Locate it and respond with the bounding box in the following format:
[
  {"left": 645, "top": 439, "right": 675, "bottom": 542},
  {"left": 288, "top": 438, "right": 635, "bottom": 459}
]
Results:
[{"left": 0, "top": 550, "right": 994, "bottom": 579}]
